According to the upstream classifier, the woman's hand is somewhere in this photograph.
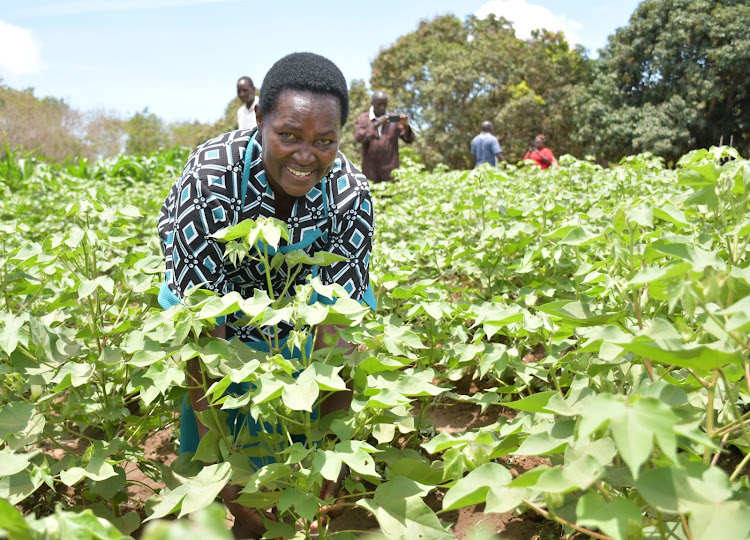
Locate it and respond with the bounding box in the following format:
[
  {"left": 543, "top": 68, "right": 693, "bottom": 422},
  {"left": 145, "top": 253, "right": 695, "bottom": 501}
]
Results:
[
  {"left": 221, "top": 484, "right": 278, "bottom": 539},
  {"left": 310, "top": 463, "right": 350, "bottom": 532}
]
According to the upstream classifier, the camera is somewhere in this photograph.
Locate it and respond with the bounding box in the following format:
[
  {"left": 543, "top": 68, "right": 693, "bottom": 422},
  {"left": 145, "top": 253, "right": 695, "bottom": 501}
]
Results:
[{"left": 388, "top": 114, "right": 401, "bottom": 122}]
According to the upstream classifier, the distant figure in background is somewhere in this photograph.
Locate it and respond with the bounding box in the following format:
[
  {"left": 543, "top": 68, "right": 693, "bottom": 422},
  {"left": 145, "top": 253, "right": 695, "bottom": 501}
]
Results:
[
  {"left": 354, "top": 90, "right": 415, "bottom": 182},
  {"left": 471, "top": 121, "right": 504, "bottom": 167},
  {"left": 523, "top": 134, "right": 558, "bottom": 169},
  {"left": 236, "top": 76, "right": 259, "bottom": 131}
]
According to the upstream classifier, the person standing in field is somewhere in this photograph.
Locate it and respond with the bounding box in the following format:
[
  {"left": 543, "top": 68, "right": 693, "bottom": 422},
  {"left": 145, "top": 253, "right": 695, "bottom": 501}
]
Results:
[
  {"left": 236, "top": 76, "right": 259, "bottom": 131},
  {"left": 471, "top": 120, "right": 504, "bottom": 167},
  {"left": 523, "top": 134, "right": 558, "bottom": 169},
  {"left": 354, "top": 90, "right": 415, "bottom": 182}
]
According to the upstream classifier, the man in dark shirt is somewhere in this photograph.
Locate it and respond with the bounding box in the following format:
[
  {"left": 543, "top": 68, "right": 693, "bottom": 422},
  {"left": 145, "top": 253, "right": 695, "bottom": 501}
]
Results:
[{"left": 354, "top": 90, "right": 415, "bottom": 182}]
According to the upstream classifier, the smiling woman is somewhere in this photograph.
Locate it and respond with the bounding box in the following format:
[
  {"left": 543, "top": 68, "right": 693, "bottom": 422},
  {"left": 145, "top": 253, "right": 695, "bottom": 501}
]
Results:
[{"left": 156, "top": 52, "right": 373, "bottom": 538}]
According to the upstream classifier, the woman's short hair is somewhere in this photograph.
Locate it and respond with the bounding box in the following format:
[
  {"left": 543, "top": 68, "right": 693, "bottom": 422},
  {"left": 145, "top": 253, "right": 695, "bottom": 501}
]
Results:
[{"left": 258, "top": 52, "right": 349, "bottom": 125}]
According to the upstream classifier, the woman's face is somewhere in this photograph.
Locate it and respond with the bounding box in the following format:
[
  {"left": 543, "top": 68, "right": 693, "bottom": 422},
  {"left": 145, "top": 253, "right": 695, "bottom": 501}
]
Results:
[{"left": 257, "top": 90, "right": 342, "bottom": 200}]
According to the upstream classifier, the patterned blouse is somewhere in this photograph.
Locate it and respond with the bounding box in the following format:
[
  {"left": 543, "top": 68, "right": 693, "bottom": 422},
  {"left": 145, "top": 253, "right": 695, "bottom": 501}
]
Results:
[{"left": 158, "top": 129, "right": 374, "bottom": 343}]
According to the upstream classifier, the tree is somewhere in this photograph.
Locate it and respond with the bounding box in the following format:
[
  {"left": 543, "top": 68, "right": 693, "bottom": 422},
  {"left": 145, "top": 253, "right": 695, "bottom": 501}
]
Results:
[
  {"left": 125, "top": 108, "right": 168, "bottom": 154},
  {"left": 83, "top": 110, "right": 125, "bottom": 159},
  {"left": 574, "top": 0, "right": 750, "bottom": 162},
  {"left": 0, "top": 81, "right": 87, "bottom": 162},
  {"left": 370, "top": 15, "right": 588, "bottom": 168}
]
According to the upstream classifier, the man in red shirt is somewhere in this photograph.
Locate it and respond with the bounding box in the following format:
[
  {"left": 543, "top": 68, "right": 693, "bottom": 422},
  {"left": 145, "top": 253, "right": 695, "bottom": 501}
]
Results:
[
  {"left": 523, "top": 134, "right": 558, "bottom": 169},
  {"left": 354, "top": 91, "right": 415, "bottom": 182}
]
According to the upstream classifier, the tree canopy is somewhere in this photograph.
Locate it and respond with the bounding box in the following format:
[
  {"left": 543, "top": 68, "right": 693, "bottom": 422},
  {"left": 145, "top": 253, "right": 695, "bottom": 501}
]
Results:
[
  {"left": 574, "top": 0, "right": 750, "bottom": 162},
  {"left": 370, "top": 14, "right": 589, "bottom": 168}
]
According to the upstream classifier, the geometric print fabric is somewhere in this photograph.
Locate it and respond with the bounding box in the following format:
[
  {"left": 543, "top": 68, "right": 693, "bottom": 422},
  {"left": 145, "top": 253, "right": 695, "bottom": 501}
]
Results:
[{"left": 158, "top": 128, "right": 374, "bottom": 343}]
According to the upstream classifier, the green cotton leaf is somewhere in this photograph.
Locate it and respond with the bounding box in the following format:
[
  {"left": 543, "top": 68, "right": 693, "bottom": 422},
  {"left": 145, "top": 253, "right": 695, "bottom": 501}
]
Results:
[
  {"left": 626, "top": 202, "right": 653, "bottom": 228},
  {"left": 0, "top": 469, "right": 44, "bottom": 505},
  {"left": 211, "top": 218, "right": 256, "bottom": 241},
  {"left": 0, "top": 450, "right": 35, "bottom": 476},
  {"left": 130, "top": 339, "right": 174, "bottom": 368},
  {"left": 259, "top": 306, "right": 294, "bottom": 328},
  {"left": 471, "top": 303, "right": 525, "bottom": 339},
  {"left": 358, "top": 477, "right": 452, "bottom": 540},
  {"left": 0, "top": 314, "right": 26, "bottom": 355},
  {"left": 197, "top": 291, "right": 243, "bottom": 319},
  {"left": 514, "top": 420, "right": 575, "bottom": 456},
  {"left": 0, "top": 402, "right": 36, "bottom": 442},
  {"left": 627, "top": 261, "right": 692, "bottom": 287},
  {"left": 89, "top": 467, "right": 127, "bottom": 501},
  {"left": 259, "top": 218, "right": 290, "bottom": 249},
  {"left": 310, "top": 277, "right": 349, "bottom": 302},
  {"left": 652, "top": 241, "right": 726, "bottom": 272},
  {"left": 558, "top": 226, "right": 602, "bottom": 246},
  {"left": 577, "top": 393, "right": 623, "bottom": 440},
  {"left": 367, "top": 371, "right": 445, "bottom": 397},
  {"left": 0, "top": 498, "right": 33, "bottom": 540},
  {"left": 683, "top": 161, "right": 720, "bottom": 184},
  {"left": 298, "top": 362, "right": 346, "bottom": 392},
  {"left": 156, "top": 504, "right": 220, "bottom": 538},
  {"left": 49, "top": 508, "right": 130, "bottom": 540},
  {"left": 311, "top": 450, "right": 343, "bottom": 482},
  {"left": 533, "top": 456, "right": 601, "bottom": 494},
  {"left": 689, "top": 500, "right": 750, "bottom": 540},
  {"left": 575, "top": 493, "right": 643, "bottom": 540},
  {"left": 386, "top": 458, "right": 444, "bottom": 485},
  {"left": 51, "top": 362, "right": 95, "bottom": 390},
  {"left": 278, "top": 489, "right": 318, "bottom": 522},
  {"left": 613, "top": 318, "right": 743, "bottom": 370},
  {"left": 653, "top": 204, "right": 688, "bottom": 228},
  {"left": 485, "top": 485, "right": 526, "bottom": 514},
  {"left": 116, "top": 204, "right": 142, "bottom": 218},
  {"left": 60, "top": 445, "right": 119, "bottom": 486},
  {"left": 536, "top": 300, "right": 627, "bottom": 326},
  {"left": 281, "top": 378, "right": 319, "bottom": 412},
  {"left": 285, "top": 250, "right": 347, "bottom": 267},
  {"left": 251, "top": 372, "right": 288, "bottom": 404},
  {"left": 442, "top": 463, "right": 512, "bottom": 511},
  {"left": 241, "top": 463, "right": 293, "bottom": 495},
  {"left": 373, "top": 423, "right": 397, "bottom": 444},
  {"left": 636, "top": 463, "right": 732, "bottom": 514},
  {"left": 608, "top": 397, "right": 679, "bottom": 479},
  {"left": 96, "top": 275, "right": 115, "bottom": 295},
  {"left": 383, "top": 324, "right": 426, "bottom": 355},
  {"left": 78, "top": 278, "right": 99, "bottom": 299},
  {"left": 326, "top": 297, "right": 370, "bottom": 325},
  {"left": 297, "top": 303, "right": 328, "bottom": 326},
  {"left": 335, "top": 441, "right": 379, "bottom": 478},
  {"left": 503, "top": 391, "right": 556, "bottom": 414},
  {"left": 145, "top": 463, "right": 232, "bottom": 521}
]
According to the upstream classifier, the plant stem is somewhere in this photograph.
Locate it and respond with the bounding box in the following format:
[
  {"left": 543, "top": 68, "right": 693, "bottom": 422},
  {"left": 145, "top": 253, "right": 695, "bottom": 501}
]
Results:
[{"left": 521, "top": 499, "right": 615, "bottom": 540}]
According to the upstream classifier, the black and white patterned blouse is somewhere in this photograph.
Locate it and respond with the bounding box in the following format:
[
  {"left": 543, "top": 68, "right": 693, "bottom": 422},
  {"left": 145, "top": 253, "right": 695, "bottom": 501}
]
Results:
[{"left": 157, "top": 129, "right": 374, "bottom": 343}]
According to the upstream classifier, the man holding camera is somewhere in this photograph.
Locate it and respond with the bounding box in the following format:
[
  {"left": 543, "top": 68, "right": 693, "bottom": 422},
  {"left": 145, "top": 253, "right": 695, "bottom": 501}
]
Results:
[{"left": 354, "top": 90, "right": 415, "bottom": 183}]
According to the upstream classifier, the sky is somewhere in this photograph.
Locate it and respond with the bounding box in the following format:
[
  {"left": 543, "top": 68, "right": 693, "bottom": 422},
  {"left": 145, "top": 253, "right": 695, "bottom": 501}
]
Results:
[{"left": 0, "top": 0, "right": 642, "bottom": 125}]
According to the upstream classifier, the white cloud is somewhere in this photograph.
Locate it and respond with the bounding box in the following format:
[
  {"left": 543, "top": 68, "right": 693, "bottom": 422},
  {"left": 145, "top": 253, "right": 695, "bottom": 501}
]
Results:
[
  {"left": 475, "top": 0, "right": 582, "bottom": 46},
  {"left": 0, "top": 20, "right": 42, "bottom": 76}
]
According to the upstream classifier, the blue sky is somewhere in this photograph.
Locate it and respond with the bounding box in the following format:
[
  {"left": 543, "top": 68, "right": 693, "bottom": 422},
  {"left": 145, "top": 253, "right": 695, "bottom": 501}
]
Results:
[{"left": 0, "top": 0, "right": 642, "bottom": 124}]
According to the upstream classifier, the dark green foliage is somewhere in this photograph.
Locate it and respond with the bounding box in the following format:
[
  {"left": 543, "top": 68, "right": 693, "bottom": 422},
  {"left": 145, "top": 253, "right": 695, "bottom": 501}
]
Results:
[{"left": 574, "top": 0, "right": 750, "bottom": 163}]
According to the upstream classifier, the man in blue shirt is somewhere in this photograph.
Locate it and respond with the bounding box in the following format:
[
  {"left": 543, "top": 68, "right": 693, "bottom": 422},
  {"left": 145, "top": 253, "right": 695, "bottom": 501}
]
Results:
[{"left": 471, "top": 121, "right": 504, "bottom": 167}]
